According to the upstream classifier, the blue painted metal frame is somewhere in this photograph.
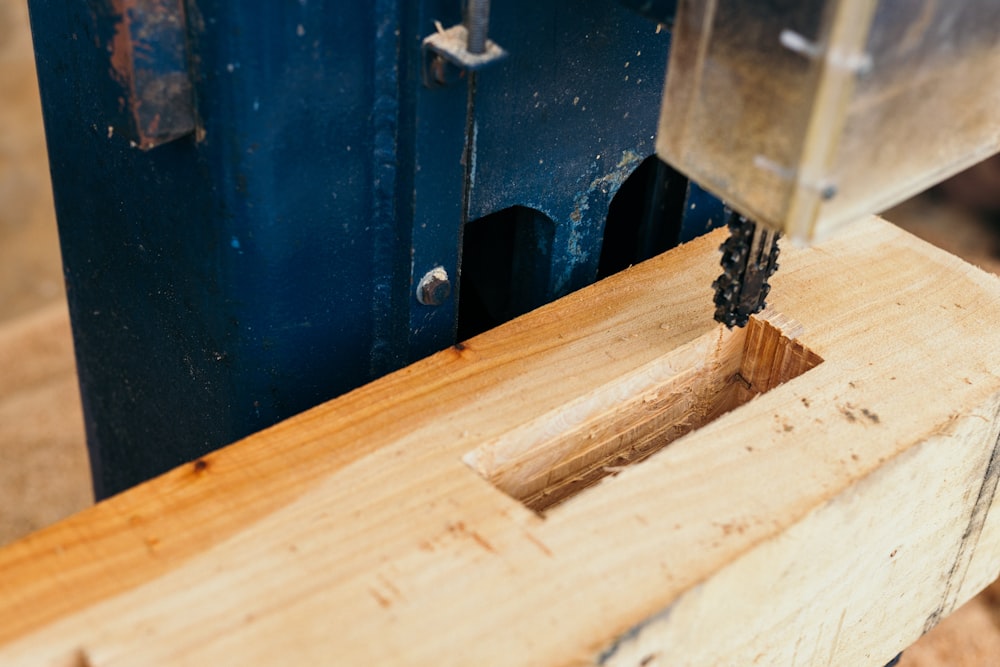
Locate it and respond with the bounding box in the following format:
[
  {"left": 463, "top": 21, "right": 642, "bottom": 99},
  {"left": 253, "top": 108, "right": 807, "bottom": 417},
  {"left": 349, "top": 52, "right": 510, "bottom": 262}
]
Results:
[
  {"left": 470, "top": 2, "right": 672, "bottom": 301},
  {"left": 28, "top": 0, "right": 720, "bottom": 498}
]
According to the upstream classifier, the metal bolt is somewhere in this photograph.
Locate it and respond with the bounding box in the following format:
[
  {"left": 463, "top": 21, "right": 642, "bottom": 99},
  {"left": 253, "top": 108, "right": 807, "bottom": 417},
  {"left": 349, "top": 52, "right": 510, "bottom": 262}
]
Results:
[
  {"left": 417, "top": 266, "right": 451, "bottom": 306},
  {"left": 465, "top": 0, "right": 491, "bottom": 54}
]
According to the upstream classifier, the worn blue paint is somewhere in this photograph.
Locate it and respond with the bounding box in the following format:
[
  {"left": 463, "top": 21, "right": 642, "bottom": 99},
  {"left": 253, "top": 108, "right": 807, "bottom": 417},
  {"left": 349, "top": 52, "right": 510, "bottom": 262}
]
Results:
[
  {"left": 471, "top": 2, "right": 674, "bottom": 299},
  {"left": 29, "top": 0, "right": 724, "bottom": 497}
]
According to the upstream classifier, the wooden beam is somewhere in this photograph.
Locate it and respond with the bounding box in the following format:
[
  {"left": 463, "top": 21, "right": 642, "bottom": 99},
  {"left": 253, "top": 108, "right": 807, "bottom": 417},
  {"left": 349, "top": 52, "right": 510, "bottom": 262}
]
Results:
[{"left": 2, "top": 217, "right": 1000, "bottom": 666}]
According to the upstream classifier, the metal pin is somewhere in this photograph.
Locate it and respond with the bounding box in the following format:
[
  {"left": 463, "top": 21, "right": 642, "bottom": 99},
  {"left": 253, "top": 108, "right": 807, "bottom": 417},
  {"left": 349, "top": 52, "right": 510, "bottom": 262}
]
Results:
[{"left": 466, "top": 0, "right": 491, "bottom": 54}]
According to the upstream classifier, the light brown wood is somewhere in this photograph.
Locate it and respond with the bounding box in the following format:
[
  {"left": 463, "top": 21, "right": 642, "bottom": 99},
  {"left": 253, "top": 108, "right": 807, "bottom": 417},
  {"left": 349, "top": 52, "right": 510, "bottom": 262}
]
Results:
[
  {"left": 464, "top": 315, "right": 824, "bottom": 512},
  {"left": 2, "top": 216, "right": 1000, "bottom": 666}
]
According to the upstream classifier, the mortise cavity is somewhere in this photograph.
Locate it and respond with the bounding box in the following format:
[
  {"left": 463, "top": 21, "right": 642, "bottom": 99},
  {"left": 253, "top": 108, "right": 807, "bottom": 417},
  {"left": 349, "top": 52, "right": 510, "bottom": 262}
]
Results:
[{"left": 464, "top": 314, "right": 823, "bottom": 512}]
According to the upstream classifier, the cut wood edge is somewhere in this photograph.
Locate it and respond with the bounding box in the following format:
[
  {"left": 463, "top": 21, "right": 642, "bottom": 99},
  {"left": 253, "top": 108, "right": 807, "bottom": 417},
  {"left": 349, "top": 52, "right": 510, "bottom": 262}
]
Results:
[{"left": 598, "top": 392, "right": 1000, "bottom": 666}]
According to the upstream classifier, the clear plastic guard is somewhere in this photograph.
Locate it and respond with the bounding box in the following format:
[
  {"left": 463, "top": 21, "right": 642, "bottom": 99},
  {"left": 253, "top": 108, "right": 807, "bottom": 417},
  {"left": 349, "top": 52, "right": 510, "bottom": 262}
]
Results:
[{"left": 656, "top": 0, "right": 1000, "bottom": 242}]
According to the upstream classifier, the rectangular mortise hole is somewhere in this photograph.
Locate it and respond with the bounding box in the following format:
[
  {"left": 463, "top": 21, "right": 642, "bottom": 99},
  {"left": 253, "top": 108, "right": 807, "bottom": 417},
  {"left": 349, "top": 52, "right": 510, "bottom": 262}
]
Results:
[{"left": 463, "top": 315, "right": 823, "bottom": 513}]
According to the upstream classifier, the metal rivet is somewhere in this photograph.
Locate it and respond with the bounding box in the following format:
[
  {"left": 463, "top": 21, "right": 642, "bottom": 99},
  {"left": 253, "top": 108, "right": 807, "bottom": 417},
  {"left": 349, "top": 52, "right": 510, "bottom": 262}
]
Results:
[{"left": 416, "top": 267, "right": 451, "bottom": 306}]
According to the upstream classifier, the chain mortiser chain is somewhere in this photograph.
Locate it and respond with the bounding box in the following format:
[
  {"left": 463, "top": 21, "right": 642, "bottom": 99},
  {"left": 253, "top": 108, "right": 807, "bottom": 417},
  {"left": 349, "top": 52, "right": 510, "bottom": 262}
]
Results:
[{"left": 712, "top": 212, "right": 781, "bottom": 328}]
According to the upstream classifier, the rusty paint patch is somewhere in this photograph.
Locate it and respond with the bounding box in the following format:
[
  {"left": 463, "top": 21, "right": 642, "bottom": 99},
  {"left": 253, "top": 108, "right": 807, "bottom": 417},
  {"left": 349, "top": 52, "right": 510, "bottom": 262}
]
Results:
[{"left": 107, "top": 0, "right": 194, "bottom": 149}]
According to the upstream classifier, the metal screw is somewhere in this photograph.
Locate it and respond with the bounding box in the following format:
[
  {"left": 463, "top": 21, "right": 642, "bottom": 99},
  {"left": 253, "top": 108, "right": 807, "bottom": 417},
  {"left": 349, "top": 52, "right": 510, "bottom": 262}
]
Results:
[
  {"left": 417, "top": 266, "right": 451, "bottom": 306},
  {"left": 466, "top": 0, "right": 491, "bottom": 54}
]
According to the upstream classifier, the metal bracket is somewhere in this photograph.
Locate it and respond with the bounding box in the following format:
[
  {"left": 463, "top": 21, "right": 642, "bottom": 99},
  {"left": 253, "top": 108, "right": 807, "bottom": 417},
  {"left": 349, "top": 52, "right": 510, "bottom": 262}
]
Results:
[{"left": 422, "top": 24, "right": 507, "bottom": 87}]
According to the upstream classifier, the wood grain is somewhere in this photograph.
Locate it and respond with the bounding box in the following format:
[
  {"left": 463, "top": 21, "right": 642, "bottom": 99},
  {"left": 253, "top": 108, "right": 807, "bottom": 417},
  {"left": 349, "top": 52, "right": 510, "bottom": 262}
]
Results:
[{"left": 2, "top": 216, "right": 1000, "bottom": 666}]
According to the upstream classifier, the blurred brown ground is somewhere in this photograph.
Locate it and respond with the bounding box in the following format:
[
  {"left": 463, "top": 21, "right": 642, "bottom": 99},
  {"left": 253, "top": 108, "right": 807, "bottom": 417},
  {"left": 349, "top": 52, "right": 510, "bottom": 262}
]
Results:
[
  {"left": 0, "top": 1, "right": 92, "bottom": 543},
  {"left": 2, "top": 2, "right": 1000, "bottom": 663}
]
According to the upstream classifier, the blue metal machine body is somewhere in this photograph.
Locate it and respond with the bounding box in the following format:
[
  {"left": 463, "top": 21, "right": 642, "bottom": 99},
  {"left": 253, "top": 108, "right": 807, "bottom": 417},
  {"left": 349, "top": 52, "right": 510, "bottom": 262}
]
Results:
[{"left": 28, "top": 0, "right": 723, "bottom": 497}]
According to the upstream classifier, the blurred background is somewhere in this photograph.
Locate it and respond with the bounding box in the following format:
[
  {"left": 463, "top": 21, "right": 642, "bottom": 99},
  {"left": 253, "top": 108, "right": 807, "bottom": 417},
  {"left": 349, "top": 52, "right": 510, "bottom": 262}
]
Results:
[
  {"left": 2, "top": 1, "right": 1000, "bottom": 663},
  {"left": 0, "top": 0, "right": 91, "bottom": 543}
]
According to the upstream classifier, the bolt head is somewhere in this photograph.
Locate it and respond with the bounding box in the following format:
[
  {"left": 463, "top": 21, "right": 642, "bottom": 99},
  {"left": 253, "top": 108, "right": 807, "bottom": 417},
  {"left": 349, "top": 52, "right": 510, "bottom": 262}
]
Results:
[{"left": 417, "top": 267, "right": 451, "bottom": 306}]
